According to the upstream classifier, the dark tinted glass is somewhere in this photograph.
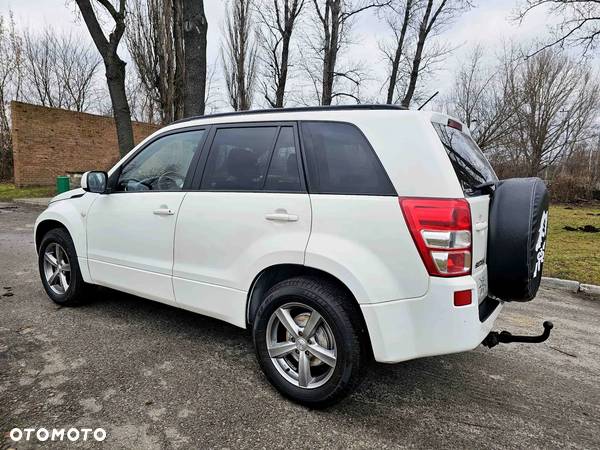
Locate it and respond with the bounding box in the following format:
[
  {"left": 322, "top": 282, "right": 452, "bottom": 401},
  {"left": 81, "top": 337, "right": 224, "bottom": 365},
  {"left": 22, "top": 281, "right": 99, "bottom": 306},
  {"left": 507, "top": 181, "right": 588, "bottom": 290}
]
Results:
[
  {"left": 301, "top": 122, "right": 395, "bottom": 195},
  {"left": 201, "top": 127, "right": 277, "bottom": 191},
  {"left": 433, "top": 123, "right": 498, "bottom": 196},
  {"left": 264, "top": 127, "right": 302, "bottom": 191}
]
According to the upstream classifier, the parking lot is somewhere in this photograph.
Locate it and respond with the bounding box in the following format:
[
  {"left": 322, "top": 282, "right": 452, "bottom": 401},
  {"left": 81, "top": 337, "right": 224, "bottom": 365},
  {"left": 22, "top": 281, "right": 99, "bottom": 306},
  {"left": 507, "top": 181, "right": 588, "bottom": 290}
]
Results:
[{"left": 1, "top": 204, "right": 599, "bottom": 449}]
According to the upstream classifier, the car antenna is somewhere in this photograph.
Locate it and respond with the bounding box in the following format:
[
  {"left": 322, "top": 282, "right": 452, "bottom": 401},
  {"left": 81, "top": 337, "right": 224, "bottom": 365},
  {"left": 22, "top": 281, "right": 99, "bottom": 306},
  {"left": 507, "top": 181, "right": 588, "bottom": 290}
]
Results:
[{"left": 417, "top": 91, "right": 439, "bottom": 111}]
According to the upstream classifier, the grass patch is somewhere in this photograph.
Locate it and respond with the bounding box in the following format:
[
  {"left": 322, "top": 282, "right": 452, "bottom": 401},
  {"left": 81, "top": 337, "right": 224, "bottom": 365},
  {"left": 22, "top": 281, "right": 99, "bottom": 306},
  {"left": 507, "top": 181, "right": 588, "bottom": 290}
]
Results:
[
  {"left": 0, "top": 183, "right": 55, "bottom": 202},
  {"left": 546, "top": 204, "right": 600, "bottom": 285}
]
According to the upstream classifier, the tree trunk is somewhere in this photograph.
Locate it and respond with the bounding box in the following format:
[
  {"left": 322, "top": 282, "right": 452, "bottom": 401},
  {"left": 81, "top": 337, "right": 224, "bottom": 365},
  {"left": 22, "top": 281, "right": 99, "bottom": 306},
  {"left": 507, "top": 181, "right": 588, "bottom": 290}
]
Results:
[
  {"left": 401, "top": 0, "right": 433, "bottom": 108},
  {"left": 275, "top": 35, "right": 291, "bottom": 108},
  {"left": 237, "top": 1, "right": 249, "bottom": 110},
  {"left": 105, "top": 57, "right": 134, "bottom": 156},
  {"left": 386, "top": 0, "right": 412, "bottom": 104},
  {"left": 75, "top": 0, "right": 134, "bottom": 156},
  {"left": 321, "top": 1, "right": 340, "bottom": 106},
  {"left": 182, "top": 0, "right": 207, "bottom": 116},
  {"left": 173, "top": 0, "right": 185, "bottom": 120}
]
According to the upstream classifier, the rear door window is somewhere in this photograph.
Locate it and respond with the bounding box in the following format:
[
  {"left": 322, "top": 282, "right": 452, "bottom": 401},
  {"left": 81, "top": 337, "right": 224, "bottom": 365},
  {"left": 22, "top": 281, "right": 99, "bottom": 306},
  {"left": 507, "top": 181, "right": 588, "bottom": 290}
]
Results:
[
  {"left": 201, "top": 127, "right": 278, "bottom": 191},
  {"left": 433, "top": 123, "right": 498, "bottom": 196},
  {"left": 300, "top": 122, "right": 395, "bottom": 195},
  {"left": 264, "top": 127, "right": 302, "bottom": 192}
]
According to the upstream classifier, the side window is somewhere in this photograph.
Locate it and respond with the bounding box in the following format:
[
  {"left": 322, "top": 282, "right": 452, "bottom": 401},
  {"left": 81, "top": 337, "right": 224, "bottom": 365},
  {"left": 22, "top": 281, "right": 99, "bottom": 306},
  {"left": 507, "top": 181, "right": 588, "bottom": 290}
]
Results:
[
  {"left": 301, "top": 122, "right": 395, "bottom": 195},
  {"left": 117, "top": 130, "right": 204, "bottom": 192},
  {"left": 201, "top": 127, "right": 278, "bottom": 191},
  {"left": 264, "top": 127, "right": 301, "bottom": 191}
]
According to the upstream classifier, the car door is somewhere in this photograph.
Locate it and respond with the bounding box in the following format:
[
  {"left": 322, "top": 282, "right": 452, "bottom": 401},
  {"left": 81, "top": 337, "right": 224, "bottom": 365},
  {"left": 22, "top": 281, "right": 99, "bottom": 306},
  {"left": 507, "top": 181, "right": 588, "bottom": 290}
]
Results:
[
  {"left": 172, "top": 123, "right": 311, "bottom": 327},
  {"left": 86, "top": 128, "right": 206, "bottom": 303}
]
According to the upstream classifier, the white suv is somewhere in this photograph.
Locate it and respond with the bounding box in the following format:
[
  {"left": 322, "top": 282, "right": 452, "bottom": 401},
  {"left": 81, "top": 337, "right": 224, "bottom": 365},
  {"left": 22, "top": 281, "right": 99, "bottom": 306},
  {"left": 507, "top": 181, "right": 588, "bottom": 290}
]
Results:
[{"left": 35, "top": 105, "right": 549, "bottom": 407}]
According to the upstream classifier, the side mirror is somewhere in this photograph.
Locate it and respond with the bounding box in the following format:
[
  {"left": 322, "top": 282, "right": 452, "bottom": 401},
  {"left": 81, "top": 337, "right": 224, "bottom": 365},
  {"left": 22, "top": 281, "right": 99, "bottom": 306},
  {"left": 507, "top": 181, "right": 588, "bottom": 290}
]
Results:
[{"left": 81, "top": 171, "right": 108, "bottom": 194}]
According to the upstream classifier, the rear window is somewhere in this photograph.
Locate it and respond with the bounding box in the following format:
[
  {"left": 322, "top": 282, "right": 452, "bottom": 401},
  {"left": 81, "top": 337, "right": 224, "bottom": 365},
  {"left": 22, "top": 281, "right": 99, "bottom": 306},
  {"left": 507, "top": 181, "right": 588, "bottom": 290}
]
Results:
[
  {"left": 433, "top": 123, "right": 498, "bottom": 196},
  {"left": 301, "top": 122, "right": 395, "bottom": 195}
]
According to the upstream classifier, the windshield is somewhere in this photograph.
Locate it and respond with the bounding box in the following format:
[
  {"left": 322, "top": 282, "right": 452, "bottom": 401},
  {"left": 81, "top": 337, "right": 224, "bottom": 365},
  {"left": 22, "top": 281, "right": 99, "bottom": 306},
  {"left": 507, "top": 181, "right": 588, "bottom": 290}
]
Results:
[{"left": 433, "top": 123, "right": 498, "bottom": 196}]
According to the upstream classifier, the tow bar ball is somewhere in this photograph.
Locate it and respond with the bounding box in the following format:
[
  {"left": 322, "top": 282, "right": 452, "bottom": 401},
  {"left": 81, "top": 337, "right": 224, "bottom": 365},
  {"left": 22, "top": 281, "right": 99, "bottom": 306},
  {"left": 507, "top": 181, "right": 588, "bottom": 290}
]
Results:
[{"left": 482, "top": 321, "right": 554, "bottom": 349}]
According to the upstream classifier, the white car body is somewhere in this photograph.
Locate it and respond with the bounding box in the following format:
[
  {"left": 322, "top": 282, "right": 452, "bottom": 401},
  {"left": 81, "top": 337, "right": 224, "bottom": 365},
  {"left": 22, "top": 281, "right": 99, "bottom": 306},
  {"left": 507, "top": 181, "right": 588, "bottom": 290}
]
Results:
[{"left": 35, "top": 107, "right": 502, "bottom": 364}]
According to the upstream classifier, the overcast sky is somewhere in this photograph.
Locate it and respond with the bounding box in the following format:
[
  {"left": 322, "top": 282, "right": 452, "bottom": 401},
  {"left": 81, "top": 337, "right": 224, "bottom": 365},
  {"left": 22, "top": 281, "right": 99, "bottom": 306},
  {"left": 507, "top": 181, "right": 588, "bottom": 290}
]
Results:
[{"left": 0, "top": 0, "right": 559, "bottom": 111}]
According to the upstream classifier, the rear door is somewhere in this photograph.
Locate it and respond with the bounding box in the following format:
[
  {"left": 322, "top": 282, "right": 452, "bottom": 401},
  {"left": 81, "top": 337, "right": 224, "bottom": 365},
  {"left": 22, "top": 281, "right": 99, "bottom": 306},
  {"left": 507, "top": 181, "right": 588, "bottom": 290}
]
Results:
[
  {"left": 432, "top": 122, "right": 498, "bottom": 303},
  {"left": 172, "top": 123, "right": 311, "bottom": 327}
]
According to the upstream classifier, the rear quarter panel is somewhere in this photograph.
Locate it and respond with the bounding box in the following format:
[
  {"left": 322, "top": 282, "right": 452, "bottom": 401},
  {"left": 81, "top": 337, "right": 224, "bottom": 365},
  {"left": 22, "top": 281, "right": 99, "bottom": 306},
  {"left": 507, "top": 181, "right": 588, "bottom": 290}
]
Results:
[
  {"left": 353, "top": 112, "right": 464, "bottom": 198},
  {"left": 305, "top": 195, "right": 429, "bottom": 303}
]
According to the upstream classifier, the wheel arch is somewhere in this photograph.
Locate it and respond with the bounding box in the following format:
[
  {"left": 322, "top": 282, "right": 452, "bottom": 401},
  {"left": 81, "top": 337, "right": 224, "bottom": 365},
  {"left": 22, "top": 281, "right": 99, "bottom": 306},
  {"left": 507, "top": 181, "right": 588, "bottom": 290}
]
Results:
[
  {"left": 246, "top": 264, "right": 373, "bottom": 356},
  {"left": 35, "top": 219, "right": 70, "bottom": 251},
  {"left": 34, "top": 201, "right": 93, "bottom": 283}
]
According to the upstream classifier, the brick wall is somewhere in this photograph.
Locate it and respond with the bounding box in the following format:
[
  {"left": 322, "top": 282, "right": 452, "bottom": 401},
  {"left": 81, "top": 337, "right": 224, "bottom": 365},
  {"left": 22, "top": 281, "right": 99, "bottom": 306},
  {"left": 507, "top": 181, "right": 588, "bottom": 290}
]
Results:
[{"left": 11, "top": 101, "right": 160, "bottom": 187}]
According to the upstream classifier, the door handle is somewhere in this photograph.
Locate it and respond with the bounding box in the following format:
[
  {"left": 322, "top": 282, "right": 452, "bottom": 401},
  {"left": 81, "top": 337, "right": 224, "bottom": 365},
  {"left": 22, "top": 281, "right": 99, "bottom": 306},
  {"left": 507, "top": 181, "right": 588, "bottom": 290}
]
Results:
[
  {"left": 153, "top": 208, "right": 175, "bottom": 216},
  {"left": 474, "top": 221, "right": 488, "bottom": 232},
  {"left": 265, "top": 213, "right": 299, "bottom": 222}
]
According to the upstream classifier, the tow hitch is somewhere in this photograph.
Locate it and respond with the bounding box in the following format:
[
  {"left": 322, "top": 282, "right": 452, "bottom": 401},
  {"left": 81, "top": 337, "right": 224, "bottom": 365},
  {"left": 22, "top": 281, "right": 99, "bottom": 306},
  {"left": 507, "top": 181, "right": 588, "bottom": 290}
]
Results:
[{"left": 482, "top": 321, "right": 554, "bottom": 349}]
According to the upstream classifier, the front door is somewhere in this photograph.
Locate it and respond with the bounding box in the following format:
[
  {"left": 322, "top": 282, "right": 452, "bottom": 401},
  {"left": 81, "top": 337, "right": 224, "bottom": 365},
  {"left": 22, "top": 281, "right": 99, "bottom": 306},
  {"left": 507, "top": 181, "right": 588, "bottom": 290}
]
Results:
[
  {"left": 172, "top": 124, "right": 311, "bottom": 327},
  {"left": 86, "top": 128, "right": 206, "bottom": 303}
]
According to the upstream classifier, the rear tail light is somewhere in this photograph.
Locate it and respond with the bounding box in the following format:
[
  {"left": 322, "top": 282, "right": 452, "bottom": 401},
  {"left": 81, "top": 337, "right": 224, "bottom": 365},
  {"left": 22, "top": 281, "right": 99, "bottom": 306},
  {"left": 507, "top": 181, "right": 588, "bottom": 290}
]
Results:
[{"left": 399, "top": 197, "right": 472, "bottom": 277}]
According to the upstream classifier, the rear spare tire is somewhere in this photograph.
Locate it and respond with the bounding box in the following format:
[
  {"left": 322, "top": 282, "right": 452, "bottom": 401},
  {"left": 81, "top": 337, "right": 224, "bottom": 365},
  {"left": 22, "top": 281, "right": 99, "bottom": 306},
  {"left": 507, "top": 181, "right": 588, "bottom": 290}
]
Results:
[{"left": 487, "top": 177, "right": 549, "bottom": 302}]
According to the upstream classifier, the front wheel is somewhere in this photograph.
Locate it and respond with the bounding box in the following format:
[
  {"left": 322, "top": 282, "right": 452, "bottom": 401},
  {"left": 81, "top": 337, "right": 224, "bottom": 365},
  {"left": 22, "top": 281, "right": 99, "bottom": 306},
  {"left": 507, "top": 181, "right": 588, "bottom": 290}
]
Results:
[
  {"left": 253, "top": 276, "right": 367, "bottom": 408},
  {"left": 38, "top": 228, "right": 90, "bottom": 306}
]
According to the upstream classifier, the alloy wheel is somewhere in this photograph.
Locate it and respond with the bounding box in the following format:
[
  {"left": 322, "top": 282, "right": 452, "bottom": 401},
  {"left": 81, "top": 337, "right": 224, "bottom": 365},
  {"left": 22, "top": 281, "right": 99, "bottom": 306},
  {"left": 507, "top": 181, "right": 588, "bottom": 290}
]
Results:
[
  {"left": 266, "top": 302, "right": 337, "bottom": 389},
  {"left": 43, "top": 243, "right": 71, "bottom": 295}
]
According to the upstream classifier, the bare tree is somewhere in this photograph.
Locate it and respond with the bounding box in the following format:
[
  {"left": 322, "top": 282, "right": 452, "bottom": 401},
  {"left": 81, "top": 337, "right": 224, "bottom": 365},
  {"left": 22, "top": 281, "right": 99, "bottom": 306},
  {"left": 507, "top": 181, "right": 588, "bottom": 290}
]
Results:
[
  {"left": 56, "top": 34, "right": 102, "bottom": 111},
  {"left": 256, "top": 0, "right": 305, "bottom": 107},
  {"left": 20, "top": 28, "right": 100, "bottom": 112},
  {"left": 182, "top": 0, "right": 208, "bottom": 116},
  {"left": 204, "top": 60, "right": 222, "bottom": 114},
  {"left": 308, "top": 0, "right": 387, "bottom": 106},
  {"left": 222, "top": 0, "right": 259, "bottom": 111},
  {"left": 506, "top": 49, "right": 599, "bottom": 176},
  {"left": 21, "top": 29, "right": 67, "bottom": 108},
  {"left": 382, "top": 0, "right": 415, "bottom": 104},
  {"left": 75, "top": 0, "right": 134, "bottom": 156},
  {"left": 127, "top": 0, "right": 184, "bottom": 124},
  {"left": 445, "top": 46, "right": 515, "bottom": 151},
  {"left": 400, "top": 0, "right": 471, "bottom": 108},
  {"left": 0, "top": 14, "right": 22, "bottom": 181},
  {"left": 517, "top": 1, "right": 600, "bottom": 55}
]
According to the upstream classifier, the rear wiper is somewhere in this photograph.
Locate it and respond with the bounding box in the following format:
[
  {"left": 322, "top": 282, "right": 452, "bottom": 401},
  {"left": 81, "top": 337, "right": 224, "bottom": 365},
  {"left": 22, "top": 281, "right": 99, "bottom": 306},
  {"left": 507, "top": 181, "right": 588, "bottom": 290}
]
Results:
[
  {"left": 473, "top": 181, "right": 496, "bottom": 196},
  {"left": 441, "top": 142, "right": 487, "bottom": 182}
]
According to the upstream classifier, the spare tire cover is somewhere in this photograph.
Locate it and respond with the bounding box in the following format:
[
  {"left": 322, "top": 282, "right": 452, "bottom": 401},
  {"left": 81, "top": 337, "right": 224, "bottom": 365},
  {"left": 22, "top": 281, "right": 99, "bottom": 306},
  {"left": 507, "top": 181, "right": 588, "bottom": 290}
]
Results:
[{"left": 487, "top": 178, "right": 549, "bottom": 302}]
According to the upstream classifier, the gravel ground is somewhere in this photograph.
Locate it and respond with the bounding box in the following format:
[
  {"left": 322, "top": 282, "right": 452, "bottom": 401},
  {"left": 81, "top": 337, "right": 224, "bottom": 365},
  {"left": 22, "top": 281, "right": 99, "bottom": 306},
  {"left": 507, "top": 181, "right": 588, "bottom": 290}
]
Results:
[{"left": 1, "top": 204, "right": 599, "bottom": 449}]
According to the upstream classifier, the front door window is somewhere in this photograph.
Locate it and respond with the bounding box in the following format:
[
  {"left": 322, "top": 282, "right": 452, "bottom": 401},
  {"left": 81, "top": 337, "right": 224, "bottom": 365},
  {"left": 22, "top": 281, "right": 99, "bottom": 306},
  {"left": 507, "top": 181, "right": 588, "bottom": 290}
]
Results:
[{"left": 117, "top": 130, "right": 205, "bottom": 192}]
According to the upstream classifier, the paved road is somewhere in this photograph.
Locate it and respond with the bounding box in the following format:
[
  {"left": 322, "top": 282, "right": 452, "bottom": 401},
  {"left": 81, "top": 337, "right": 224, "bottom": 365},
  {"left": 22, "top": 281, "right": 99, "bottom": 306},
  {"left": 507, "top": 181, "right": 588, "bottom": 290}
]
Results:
[{"left": 1, "top": 204, "right": 599, "bottom": 449}]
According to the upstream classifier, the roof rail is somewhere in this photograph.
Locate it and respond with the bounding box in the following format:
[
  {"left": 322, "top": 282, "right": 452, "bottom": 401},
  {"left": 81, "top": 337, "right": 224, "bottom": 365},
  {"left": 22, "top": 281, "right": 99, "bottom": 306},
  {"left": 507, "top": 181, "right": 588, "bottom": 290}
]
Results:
[{"left": 170, "top": 103, "right": 408, "bottom": 125}]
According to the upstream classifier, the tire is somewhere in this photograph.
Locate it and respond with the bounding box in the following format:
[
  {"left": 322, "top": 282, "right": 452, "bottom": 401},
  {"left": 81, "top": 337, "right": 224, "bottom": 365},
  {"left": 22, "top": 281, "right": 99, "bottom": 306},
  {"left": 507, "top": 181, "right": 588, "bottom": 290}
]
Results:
[
  {"left": 38, "top": 228, "right": 90, "bottom": 306},
  {"left": 253, "top": 276, "right": 367, "bottom": 408},
  {"left": 487, "top": 177, "right": 549, "bottom": 302}
]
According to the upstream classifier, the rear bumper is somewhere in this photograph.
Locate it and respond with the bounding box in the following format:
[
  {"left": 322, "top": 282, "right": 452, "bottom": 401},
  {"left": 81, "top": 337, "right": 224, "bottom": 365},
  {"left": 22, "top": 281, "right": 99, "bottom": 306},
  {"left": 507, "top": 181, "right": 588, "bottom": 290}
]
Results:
[{"left": 361, "top": 276, "right": 503, "bottom": 363}]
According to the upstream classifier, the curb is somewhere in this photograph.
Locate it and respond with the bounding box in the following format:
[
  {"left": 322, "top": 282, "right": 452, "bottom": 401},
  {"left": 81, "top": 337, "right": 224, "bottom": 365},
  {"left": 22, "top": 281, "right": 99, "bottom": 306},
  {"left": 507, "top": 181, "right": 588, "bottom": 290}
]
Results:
[
  {"left": 542, "top": 277, "right": 600, "bottom": 297},
  {"left": 12, "top": 198, "right": 51, "bottom": 207}
]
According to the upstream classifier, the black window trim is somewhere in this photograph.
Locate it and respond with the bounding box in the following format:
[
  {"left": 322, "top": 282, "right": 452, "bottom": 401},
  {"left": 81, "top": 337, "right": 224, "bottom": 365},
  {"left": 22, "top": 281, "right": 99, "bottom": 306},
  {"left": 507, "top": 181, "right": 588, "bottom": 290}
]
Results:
[
  {"left": 189, "top": 121, "right": 308, "bottom": 194},
  {"left": 298, "top": 120, "right": 397, "bottom": 197},
  {"left": 107, "top": 125, "right": 209, "bottom": 194}
]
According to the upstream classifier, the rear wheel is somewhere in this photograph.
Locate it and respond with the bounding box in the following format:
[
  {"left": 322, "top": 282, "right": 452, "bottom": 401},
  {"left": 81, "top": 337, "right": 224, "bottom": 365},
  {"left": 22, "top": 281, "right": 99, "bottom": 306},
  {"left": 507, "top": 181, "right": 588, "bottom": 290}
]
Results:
[
  {"left": 38, "top": 228, "right": 90, "bottom": 306},
  {"left": 253, "top": 276, "right": 366, "bottom": 408}
]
